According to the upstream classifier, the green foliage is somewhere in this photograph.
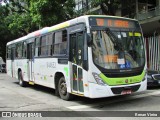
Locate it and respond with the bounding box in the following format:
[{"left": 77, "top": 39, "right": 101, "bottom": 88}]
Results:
[
  {"left": 0, "top": 5, "right": 12, "bottom": 60},
  {"left": 7, "top": 13, "right": 36, "bottom": 36},
  {"left": 0, "top": 0, "right": 75, "bottom": 61},
  {"left": 30, "top": 0, "right": 75, "bottom": 28}
]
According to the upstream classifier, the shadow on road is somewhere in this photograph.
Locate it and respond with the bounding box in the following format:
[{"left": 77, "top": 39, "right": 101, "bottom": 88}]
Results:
[
  {"left": 13, "top": 81, "right": 132, "bottom": 103},
  {"left": 147, "top": 86, "right": 160, "bottom": 90}
]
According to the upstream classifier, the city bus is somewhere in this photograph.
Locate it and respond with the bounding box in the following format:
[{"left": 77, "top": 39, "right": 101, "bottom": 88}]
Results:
[{"left": 6, "top": 15, "right": 147, "bottom": 100}]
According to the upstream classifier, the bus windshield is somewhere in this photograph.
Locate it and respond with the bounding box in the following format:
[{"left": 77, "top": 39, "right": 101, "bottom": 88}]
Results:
[{"left": 92, "top": 29, "right": 145, "bottom": 69}]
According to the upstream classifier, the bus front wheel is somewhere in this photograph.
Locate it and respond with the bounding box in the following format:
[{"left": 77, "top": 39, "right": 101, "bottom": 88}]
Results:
[{"left": 58, "top": 77, "right": 73, "bottom": 100}]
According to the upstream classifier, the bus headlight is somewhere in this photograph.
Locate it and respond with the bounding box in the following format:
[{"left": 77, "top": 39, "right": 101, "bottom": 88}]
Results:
[
  {"left": 92, "top": 72, "right": 106, "bottom": 86},
  {"left": 142, "top": 76, "right": 146, "bottom": 81}
]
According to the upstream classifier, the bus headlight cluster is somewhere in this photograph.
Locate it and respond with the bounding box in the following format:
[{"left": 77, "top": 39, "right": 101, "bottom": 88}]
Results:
[{"left": 92, "top": 72, "right": 106, "bottom": 86}]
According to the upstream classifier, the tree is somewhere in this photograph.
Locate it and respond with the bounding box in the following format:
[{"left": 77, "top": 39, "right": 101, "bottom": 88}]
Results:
[
  {"left": 90, "top": 0, "right": 120, "bottom": 15},
  {"left": 0, "top": 4, "right": 12, "bottom": 61},
  {"left": 5, "top": 0, "right": 75, "bottom": 32},
  {"left": 5, "top": 0, "right": 38, "bottom": 36},
  {"left": 0, "top": 0, "right": 75, "bottom": 61},
  {"left": 30, "top": 0, "right": 75, "bottom": 28}
]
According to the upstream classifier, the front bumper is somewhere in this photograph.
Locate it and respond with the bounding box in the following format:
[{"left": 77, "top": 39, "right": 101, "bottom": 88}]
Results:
[{"left": 87, "top": 79, "right": 147, "bottom": 98}]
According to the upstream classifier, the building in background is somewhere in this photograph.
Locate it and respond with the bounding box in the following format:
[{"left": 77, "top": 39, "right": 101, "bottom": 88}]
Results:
[
  {"left": 75, "top": 0, "right": 101, "bottom": 15},
  {"left": 75, "top": 0, "right": 160, "bottom": 72},
  {"left": 136, "top": 0, "right": 160, "bottom": 72}
]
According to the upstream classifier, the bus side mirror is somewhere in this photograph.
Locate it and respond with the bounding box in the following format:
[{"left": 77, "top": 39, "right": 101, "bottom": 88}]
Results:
[{"left": 87, "top": 33, "right": 92, "bottom": 46}]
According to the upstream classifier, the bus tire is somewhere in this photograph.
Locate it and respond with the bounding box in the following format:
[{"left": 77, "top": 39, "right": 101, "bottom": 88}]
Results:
[
  {"left": 18, "top": 71, "right": 27, "bottom": 87},
  {"left": 58, "top": 76, "right": 73, "bottom": 101}
]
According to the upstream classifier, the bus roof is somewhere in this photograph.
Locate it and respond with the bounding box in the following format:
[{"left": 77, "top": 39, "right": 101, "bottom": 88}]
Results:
[
  {"left": 7, "top": 36, "right": 28, "bottom": 46},
  {"left": 84, "top": 15, "right": 137, "bottom": 21},
  {"left": 7, "top": 15, "right": 137, "bottom": 46}
]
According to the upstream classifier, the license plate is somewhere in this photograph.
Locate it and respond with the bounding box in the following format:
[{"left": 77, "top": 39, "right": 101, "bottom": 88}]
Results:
[{"left": 121, "top": 90, "right": 132, "bottom": 95}]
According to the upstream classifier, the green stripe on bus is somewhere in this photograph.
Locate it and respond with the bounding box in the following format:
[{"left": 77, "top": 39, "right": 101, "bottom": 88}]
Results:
[
  {"left": 64, "top": 67, "right": 69, "bottom": 77},
  {"left": 99, "top": 71, "right": 145, "bottom": 86}
]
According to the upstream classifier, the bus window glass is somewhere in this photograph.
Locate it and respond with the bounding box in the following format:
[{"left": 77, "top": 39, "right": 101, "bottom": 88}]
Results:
[
  {"left": 62, "top": 30, "right": 67, "bottom": 42},
  {"left": 22, "top": 42, "right": 27, "bottom": 58},
  {"left": 92, "top": 30, "right": 145, "bottom": 69},
  {"left": 46, "top": 33, "right": 53, "bottom": 56},
  {"left": 54, "top": 31, "right": 62, "bottom": 54},
  {"left": 41, "top": 36, "right": 47, "bottom": 56},
  {"left": 54, "top": 30, "right": 67, "bottom": 55},
  {"left": 35, "top": 37, "right": 40, "bottom": 57},
  {"left": 55, "top": 31, "right": 62, "bottom": 44},
  {"left": 16, "top": 43, "right": 22, "bottom": 58},
  {"left": 7, "top": 46, "right": 11, "bottom": 59},
  {"left": 54, "top": 44, "right": 59, "bottom": 54},
  {"left": 60, "top": 30, "right": 67, "bottom": 54}
]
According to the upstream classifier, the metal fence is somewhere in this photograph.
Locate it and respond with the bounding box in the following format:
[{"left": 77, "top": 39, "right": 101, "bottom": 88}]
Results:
[
  {"left": 137, "top": 6, "right": 160, "bottom": 21},
  {"left": 144, "top": 36, "right": 160, "bottom": 71}
]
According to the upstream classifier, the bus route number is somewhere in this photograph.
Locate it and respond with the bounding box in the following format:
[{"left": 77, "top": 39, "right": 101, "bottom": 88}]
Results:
[{"left": 47, "top": 62, "right": 56, "bottom": 68}]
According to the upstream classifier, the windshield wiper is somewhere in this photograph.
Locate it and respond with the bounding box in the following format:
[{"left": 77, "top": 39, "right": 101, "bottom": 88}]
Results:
[{"left": 105, "top": 28, "right": 123, "bottom": 51}]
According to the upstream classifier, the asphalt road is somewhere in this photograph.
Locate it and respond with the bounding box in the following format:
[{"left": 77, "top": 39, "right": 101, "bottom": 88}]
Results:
[{"left": 0, "top": 73, "right": 160, "bottom": 120}]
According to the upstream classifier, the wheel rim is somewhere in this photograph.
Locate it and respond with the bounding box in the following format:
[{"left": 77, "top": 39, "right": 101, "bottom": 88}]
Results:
[
  {"left": 19, "top": 73, "right": 22, "bottom": 85},
  {"left": 19, "top": 78, "right": 22, "bottom": 85},
  {"left": 60, "top": 81, "right": 67, "bottom": 96}
]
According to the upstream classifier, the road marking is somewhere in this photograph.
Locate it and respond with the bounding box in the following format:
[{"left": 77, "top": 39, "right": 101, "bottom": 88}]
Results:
[{"left": 67, "top": 91, "right": 160, "bottom": 110}]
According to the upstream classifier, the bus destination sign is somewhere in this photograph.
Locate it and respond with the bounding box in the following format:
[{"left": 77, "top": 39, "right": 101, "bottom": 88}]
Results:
[{"left": 89, "top": 17, "right": 137, "bottom": 28}]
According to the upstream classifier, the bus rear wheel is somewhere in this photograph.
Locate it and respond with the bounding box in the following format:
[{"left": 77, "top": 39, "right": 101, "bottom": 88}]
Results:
[
  {"left": 18, "top": 71, "right": 27, "bottom": 87},
  {"left": 58, "top": 76, "right": 73, "bottom": 100}
]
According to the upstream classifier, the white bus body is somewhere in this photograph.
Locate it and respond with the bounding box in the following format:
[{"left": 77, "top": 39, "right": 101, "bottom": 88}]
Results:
[{"left": 6, "top": 15, "right": 147, "bottom": 100}]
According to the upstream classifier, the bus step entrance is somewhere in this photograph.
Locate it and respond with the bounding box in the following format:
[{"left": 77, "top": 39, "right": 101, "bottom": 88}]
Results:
[{"left": 29, "top": 81, "right": 34, "bottom": 85}]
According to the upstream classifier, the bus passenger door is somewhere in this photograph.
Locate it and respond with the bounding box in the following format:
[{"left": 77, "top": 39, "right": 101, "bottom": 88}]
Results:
[
  {"left": 70, "top": 32, "right": 84, "bottom": 94},
  {"left": 27, "top": 43, "right": 34, "bottom": 82}
]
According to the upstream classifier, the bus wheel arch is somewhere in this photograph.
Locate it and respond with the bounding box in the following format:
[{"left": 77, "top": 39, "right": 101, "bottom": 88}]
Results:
[
  {"left": 18, "top": 68, "right": 21, "bottom": 79},
  {"left": 54, "top": 72, "right": 73, "bottom": 100}
]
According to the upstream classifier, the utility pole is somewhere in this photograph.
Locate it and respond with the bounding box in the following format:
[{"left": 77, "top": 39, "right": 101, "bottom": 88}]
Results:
[{"left": 135, "top": 0, "right": 138, "bottom": 18}]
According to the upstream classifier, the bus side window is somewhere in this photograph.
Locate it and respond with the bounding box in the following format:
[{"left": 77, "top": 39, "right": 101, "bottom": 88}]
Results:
[
  {"left": 35, "top": 37, "right": 40, "bottom": 57},
  {"left": 52, "top": 33, "right": 55, "bottom": 55},
  {"left": 54, "top": 31, "right": 62, "bottom": 54},
  {"left": 61, "top": 30, "right": 67, "bottom": 54},
  {"left": 7, "top": 46, "right": 11, "bottom": 59},
  {"left": 47, "top": 33, "right": 53, "bottom": 56},
  {"left": 53, "top": 30, "right": 67, "bottom": 55},
  {"left": 40, "top": 35, "right": 47, "bottom": 56},
  {"left": 11, "top": 47, "right": 15, "bottom": 60},
  {"left": 16, "top": 43, "right": 22, "bottom": 58},
  {"left": 22, "top": 42, "right": 27, "bottom": 58}
]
